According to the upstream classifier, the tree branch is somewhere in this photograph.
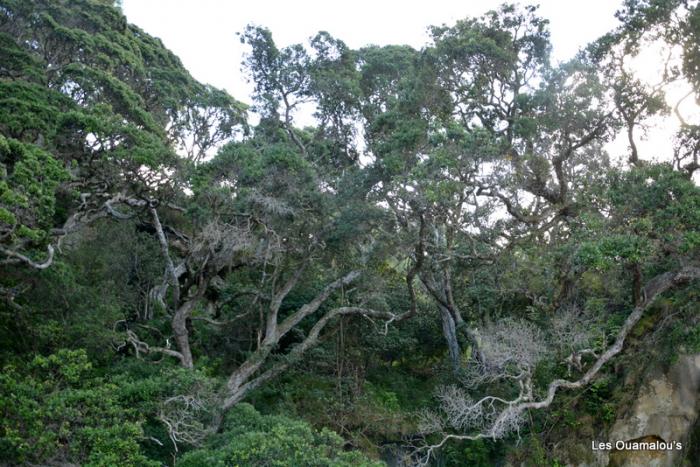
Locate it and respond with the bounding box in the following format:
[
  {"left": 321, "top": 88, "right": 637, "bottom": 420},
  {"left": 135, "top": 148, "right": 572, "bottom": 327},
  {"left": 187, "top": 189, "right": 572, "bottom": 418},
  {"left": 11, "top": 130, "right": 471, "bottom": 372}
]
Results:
[
  {"left": 222, "top": 306, "right": 396, "bottom": 410},
  {"left": 416, "top": 266, "right": 700, "bottom": 463},
  {"left": 0, "top": 244, "right": 54, "bottom": 269},
  {"left": 150, "top": 206, "right": 181, "bottom": 307},
  {"left": 275, "top": 269, "right": 362, "bottom": 339}
]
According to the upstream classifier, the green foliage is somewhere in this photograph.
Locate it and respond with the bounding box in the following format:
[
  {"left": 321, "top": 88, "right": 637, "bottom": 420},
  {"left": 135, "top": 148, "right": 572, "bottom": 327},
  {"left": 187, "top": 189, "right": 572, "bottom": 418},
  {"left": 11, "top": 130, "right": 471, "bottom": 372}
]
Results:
[
  {"left": 439, "top": 438, "right": 505, "bottom": 466},
  {"left": 576, "top": 234, "right": 652, "bottom": 270},
  {"left": 0, "top": 2, "right": 699, "bottom": 467},
  {"left": 0, "top": 349, "right": 159, "bottom": 466},
  {"left": 0, "top": 220, "right": 163, "bottom": 362},
  {"left": 179, "top": 403, "right": 384, "bottom": 467},
  {"left": 584, "top": 378, "right": 617, "bottom": 425},
  {"left": 659, "top": 290, "right": 700, "bottom": 364},
  {"left": 0, "top": 134, "right": 68, "bottom": 242},
  {"left": 0, "top": 0, "right": 245, "bottom": 267},
  {"left": 364, "top": 382, "right": 400, "bottom": 412}
]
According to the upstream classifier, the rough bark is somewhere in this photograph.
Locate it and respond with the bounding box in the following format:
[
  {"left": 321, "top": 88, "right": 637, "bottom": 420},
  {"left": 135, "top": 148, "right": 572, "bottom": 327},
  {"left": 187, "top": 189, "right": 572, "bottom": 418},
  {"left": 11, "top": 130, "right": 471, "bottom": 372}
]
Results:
[
  {"left": 440, "top": 304, "right": 461, "bottom": 372},
  {"left": 416, "top": 266, "right": 700, "bottom": 464},
  {"left": 0, "top": 244, "right": 54, "bottom": 269},
  {"left": 222, "top": 270, "right": 364, "bottom": 410},
  {"left": 172, "top": 299, "right": 197, "bottom": 369},
  {"left": 222, "top": 306, "right": 397, "bottom": 412}
]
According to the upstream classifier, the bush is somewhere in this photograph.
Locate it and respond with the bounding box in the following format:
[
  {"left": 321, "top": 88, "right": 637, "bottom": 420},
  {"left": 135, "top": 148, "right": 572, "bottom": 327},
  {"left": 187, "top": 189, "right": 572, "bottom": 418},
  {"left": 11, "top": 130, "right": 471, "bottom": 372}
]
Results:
[
  {"left": 178, "top": 403, "right": 384, "bottom": 466},
  {"left": 0, "top": 349, "right": 159, "bottom": 466}
]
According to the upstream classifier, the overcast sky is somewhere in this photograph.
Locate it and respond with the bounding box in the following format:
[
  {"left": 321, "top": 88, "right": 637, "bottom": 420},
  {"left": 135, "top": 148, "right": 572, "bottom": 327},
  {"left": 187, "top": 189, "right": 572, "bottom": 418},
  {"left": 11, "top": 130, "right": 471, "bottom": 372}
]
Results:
[
  {"left": 121, "top": 1, "right": 697, "bottom": 165},
  {"left": 122, "top": 0, "right": 622, "bottom": 106}
]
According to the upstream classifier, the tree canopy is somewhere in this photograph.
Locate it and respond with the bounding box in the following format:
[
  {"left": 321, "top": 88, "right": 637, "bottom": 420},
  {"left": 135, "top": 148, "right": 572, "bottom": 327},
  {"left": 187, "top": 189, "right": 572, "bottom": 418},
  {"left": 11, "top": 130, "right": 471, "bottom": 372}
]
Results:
[{"left": 0, "top": 0, "right": 699, "bottom": 465}]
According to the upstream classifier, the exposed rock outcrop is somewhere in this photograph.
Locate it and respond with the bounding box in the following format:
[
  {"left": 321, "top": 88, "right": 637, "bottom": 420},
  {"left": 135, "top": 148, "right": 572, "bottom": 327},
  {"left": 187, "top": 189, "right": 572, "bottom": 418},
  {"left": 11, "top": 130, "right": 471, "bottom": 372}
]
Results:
[{"left": 600, "top": 353, "right": 700, "bottom": 466}]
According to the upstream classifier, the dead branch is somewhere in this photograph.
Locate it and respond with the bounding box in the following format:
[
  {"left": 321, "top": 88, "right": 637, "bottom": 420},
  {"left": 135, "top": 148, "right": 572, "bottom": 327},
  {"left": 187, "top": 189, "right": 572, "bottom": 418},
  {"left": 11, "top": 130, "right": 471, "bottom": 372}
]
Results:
[{"left": 412, "top": 266, "right": 700, "bottom": 465}]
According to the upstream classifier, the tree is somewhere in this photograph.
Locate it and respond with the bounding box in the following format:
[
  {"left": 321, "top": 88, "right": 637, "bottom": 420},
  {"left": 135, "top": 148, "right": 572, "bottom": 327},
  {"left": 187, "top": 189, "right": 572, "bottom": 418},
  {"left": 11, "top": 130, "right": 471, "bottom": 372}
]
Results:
[
  {"left": 595, "top": 0, "right": 700, "bottom": 176},
  {"left": 2, "top": 2, "right": 699, "bottom": 465},
  {"left": 411, "top": 164, "right": 700, "bottom": 464},
  {"left": 122, "top": 97, "right": 406, "bottom": 425},
  {"left": 0, "top": 0, "right": 246, "bottom": 276},
  {"left": 179, "top": 403, "right": 383, "bottom": 467}
]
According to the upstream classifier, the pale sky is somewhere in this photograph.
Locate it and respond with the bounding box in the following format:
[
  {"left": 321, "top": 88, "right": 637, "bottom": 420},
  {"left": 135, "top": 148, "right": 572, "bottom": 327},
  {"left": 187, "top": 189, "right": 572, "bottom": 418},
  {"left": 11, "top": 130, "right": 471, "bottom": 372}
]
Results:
[
  {"left": 122, "top": 1, "right": 698, "bottom": 166},
  {"left": 122, "top": 0, "right": 622, "bottom": 106}
]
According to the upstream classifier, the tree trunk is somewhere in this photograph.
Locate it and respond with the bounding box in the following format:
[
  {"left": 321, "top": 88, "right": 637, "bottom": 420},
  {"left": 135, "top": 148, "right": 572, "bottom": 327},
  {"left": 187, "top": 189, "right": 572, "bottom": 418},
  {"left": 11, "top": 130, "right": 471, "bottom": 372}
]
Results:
[
  {"left": 440, "top": 304, "right": 461, "bottom": 372},
  {"left": 172, "top": 300, "right": 196, "bottom": 369}
]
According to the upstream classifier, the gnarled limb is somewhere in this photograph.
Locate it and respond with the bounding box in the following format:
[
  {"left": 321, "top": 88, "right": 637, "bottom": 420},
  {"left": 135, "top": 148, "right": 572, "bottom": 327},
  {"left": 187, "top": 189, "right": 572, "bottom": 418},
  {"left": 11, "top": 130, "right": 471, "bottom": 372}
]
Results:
[
  {"left": 159, "top": 393, "right": 216, "bottom": 452},
  {"left": 150, "top": 206, "right": 181, "bottom": 307},
  {"left": 0, "top": 244, "right": 54, "bottom": 269},
  {"left": 222, "top": 306, "right": 397, "bottom": 411},
  {"left": 124, "top": 329, "right": 188, "bottom": 366},
  {"left": 414, "top": 266, "right": 700, "bottom": 465},
  {"left": 223, "top": 269, "right": 364, "bottom": 409}
]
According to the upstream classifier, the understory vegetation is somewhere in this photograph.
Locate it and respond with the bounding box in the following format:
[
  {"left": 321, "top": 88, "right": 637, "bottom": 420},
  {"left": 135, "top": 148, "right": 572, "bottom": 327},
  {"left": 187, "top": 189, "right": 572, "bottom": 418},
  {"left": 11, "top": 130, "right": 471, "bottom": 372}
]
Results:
[{"left": 0, "top": 0, "right": 699, "bottom": 465}]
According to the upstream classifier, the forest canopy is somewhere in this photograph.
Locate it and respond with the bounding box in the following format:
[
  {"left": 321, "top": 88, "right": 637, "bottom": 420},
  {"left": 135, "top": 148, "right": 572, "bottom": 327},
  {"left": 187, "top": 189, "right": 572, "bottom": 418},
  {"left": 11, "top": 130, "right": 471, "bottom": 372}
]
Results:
[{"left": 0, "top": 0, "right": 699, "bottom": 465}]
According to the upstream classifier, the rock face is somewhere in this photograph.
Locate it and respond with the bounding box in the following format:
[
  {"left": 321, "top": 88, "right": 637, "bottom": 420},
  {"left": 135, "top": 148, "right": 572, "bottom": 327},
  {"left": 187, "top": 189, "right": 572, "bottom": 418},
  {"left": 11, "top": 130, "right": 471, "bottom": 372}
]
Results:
[{"left": 602, "top": 354, "right": 700, "bottom": 466}]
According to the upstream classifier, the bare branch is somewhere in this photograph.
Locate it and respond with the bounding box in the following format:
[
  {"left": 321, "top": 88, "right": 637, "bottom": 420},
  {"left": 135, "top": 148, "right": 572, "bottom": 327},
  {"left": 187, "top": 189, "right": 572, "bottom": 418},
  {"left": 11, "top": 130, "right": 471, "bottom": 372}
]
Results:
[
  {"left": 0, "top": 244, "right": 54, "bottom": 269},
  {"left": 222, "top": 306, "right": 396, "bottom": 410},
  {"left": 673, "top": 90, "right": 694, "bottom": 127},
  {"left": 275, "top": 269, "right": 362, "bottom": 339},
  {"left": 265, "top": 261, "right": 308, "bottom": 342},
  {"left": 159, "top": 392, "right": 217, "bottom": 452},
  {"left": 124, "top": 329, "right": 187, "bottom": 365},
  {"left": 150, "top": 207, "right": 181, "bottom": 306},
  {"left": 415, "top": 266, "right": 700, "bottom": 463}
]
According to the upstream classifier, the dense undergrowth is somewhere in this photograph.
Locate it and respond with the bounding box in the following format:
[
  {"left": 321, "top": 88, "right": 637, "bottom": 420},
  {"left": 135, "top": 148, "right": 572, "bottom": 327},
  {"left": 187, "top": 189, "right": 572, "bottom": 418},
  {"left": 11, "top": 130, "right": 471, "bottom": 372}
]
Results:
[{"left": 1, "top": 0, "right": 699, "bottom": 465}]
